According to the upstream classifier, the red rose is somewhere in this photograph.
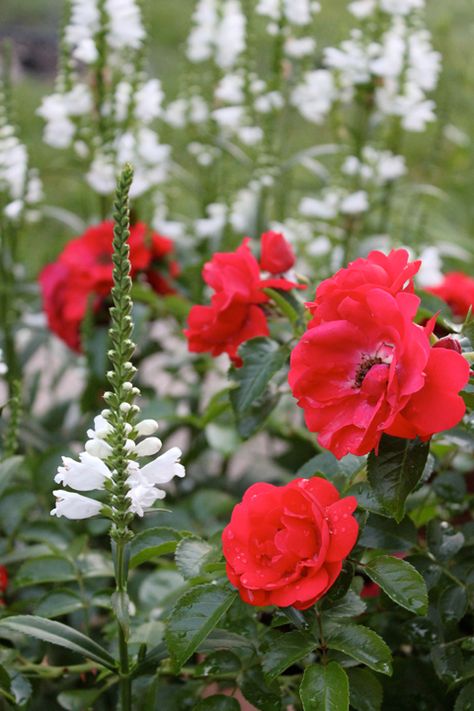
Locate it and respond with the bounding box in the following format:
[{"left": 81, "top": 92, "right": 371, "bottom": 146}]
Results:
[
  {"left": 289, "top": 288, "right": 469, "bottom": 458},
  {"left": 307, "top": 248, "right": 420, "bottom": 327},
  {"left": 185, "top": 237, "right": 302, "bottom": 365},
  {"left": 40, "top": 221, "right": 177, "bottom": 351},
  {"left": 222, "top": 478, "right": 358, "bottom": 609},
  {"left": 260, "top": 231, "right": 295, "bottom": 274},
  {"left": 427, "top": 272, "right": 474, "bottom": 318}
]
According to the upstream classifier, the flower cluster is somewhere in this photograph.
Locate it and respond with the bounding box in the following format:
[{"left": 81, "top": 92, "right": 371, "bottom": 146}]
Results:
[
  {"left": 293, "top": 0, "right": 441, "bottom": 132},
  {"left": 185, "top": 231, "right": 302, "bottom": 365},
  {"left": 289, "top": 249, "right": 470, "bottom": 458},
  {"left": 0, "top": 91, "right": 42, "bottom": 223},
  {"left": 427, "top": 272, "right": 474, "bottom": 319},
  {"left": 222, "top": 477, "right": 358, "bottom": 609},
  {"left": 52, "top": 414, "right": 185, "bottom": 520},
  {"left": 40, "top": 221, "right": 177, "bottom": 351},
  {"left": 38, "top": 0, "right": 170, "bottom": 198}
]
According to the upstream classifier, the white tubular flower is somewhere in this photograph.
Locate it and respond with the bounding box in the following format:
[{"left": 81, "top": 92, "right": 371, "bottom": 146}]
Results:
[
  {"left": 127, "top": 481, "right": 165, "bottom": 517},
  {"left": 140, "top": 447, "right": 185, "bottom": 486},
  {"left": 340, "top": 190, "right": 369, "bottom": 215},
  {"left": 85, "top": 438, "right": 113, "bottom": 459},
  {"left": 0, "top": 349, "right": 7, "bottom": 376},
  {"left": 349, "top": 0, "right": 376, "bottom": 18},
  {"left": 291, "top": 70, "right": 336, "bottom": 124},
  {"left": 51, "top": 490, "right": 103, "bottom": 519},
  {"left": 87, "top": 414, "right": 113, "bottom": 440},
  {"left": 215, "top": 1, "right": 246, "bottom": 70},
  {"left": 55, "top": 452, "right": 112, "bottom": 491},
  {"left": 105, "top": 0, "right": 145, "bottom": 50},
  {"left": 134, "top": 436, "right": 162, "bottom": 457},
  {"left": 135, "top": 419, "right": 159, "bottom": 437}
]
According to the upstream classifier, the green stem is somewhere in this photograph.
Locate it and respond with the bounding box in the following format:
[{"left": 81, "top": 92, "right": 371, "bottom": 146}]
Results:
[{"left": 115, "top": 539, "right": 131, "bottom": 711}]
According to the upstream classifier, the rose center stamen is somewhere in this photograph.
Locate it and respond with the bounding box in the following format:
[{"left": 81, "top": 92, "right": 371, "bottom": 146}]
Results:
[{"left": 354, "top": 355, "right": 385, "bottom": 388}]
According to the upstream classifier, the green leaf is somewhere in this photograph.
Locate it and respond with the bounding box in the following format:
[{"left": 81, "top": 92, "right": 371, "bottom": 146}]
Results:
[
  {"left": 165, "top": 584, "right": 237, "bottom": 670},
  {"left": 262, "top": 630, "right": 316, "bottom": 680},
  {"left": 297, "top": 452, "right": 365, "bottom": 488},
  {"left": 0, "top": 456, "right": 24, "bottom": 497},
  {"left": 129, "top": 527, "right": 183, "bottom": 568},
  {"left": 326, "top": 623, "right": 392, "bottom": 675},
  {"left": 194, "top": 696, "right": 240, "bottom": 711},
  {"left": 322, "top": 590, "right": 366, "bottom": 619},
  {"left": 35, "top": 590, "right": 84, "bottom": 619},
  {"left": 230, "top": 338, "right": 288, "bottom": 414},
  {"left": 346, "top": 482, "right": 387, "bottom": 516},
  {"left": 175, "top": 537, "right": 214, "bottom": 579},
  {"left": 300, "top": 662, "right": 349, "bottom": 711},
  {"left": 427, "top": 520, "right": 465, "bottom": 562},
  {"left": 358, "top": 513, "right": 417, "bottom": 551},
  {"left": 439, "top": 586, "right": 468, "bottom": 623},
  {"left": 195, "top": 650, "right": 241, "bottom": 676},
  {"left": 15, "top": 556, "right": 76, "bottom": 587},
  {"left": 233, "top": 390, "right": 279, "bottom": 439},
  {"left": 454, "top": 682, "right": 474, "bottom": 711},
  {"left": 367, "top": 435, "right": 430, "bottom": 522},
  {"left": 364, "top": 555, "right": 428, "bottom": 614},
  {"left": 57, "top": 687, "right": 106, "bottom": 711},
  {"left": 240, "top": 667, "right": 281, "bottom": 711},
  {"left": 347, "top": 668, "right": 383, "bottom": 711},
  {"left": 0, "top": 616, "right": 116, "bottom": 670}
]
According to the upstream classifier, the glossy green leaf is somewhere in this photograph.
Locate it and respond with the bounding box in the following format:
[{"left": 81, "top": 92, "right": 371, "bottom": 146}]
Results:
[
  {"left": 358, "top": 514, "right": 417, "bottom": 551},
  {"left": 262, "top": 630, "right": 316, "bottom": 679},
  {"left": 165, "top": 584, "right": 237, "bottom": 670},
  {"left": 0, "top": 616, "right": 116, "bottom": 670},
  {"left": 230, "top": 337, "right": 288, "bottom": 414},
  {"left": 175, "top": 537, "right": 214, "bottom": 579},
  {"left": 367, "top": 435, "right": 430, "bottom": 522},
  {"left": 326, "top": 623, "right": 392, "bottom": 675},
  {"left": 129, "top": 527, "right": 183, "bottom": 568},
  {"left": 300, "top": 662, "right": 349, "bottom": 711},
  {"left": 241, "top": 666, "right": 281, "bottom": 711},
  {"left": 427, "top": 520, "right": 465, "bottom": 562},
  {"left": 57, "top": 687, "right": 107, "bottom": 711},
  {"left": 322, "top": 590, "right": 366, "bottom": 619},
  {"left": 454, "top": 682, "right": 474, "bottom": 711},
  {"left": 364, "top": 555, "right": 428, "bottom": 614},
  {"left": 347, "top": 668, "right": 383, "bottom": 711},
  {"left": 194, "top": 696, "right": 240, "bottom": 711}
]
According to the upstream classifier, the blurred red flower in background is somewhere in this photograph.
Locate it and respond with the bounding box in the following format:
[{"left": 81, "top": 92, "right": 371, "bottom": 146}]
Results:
[
  {"left": 39, "top": 221, "right": 178, "bottom": 351},
  {"left": 427, "top": 272, "right": 474, "bottom": 318}
]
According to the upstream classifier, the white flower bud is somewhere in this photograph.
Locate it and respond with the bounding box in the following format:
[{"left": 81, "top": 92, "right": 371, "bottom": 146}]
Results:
[
  {"left": 120, "top": 403, "right": 132, "bottom": 413},
  {"left": 85, "top": 438, "right": 113, "bottom": 459},
  {"left": 87, "top": 414, "right": 112, "bottom": 440},
  {"left": 124, "top": 438, "right": 136, "bottom": 452},
  {"left": 134, "top": 437, "right": 162, "bottom": 457},
  {"left": 123, "top": 382, "right": 133, "bottom": 391},
  {"left": 54, "top": 452, "right": 112, "bottom": 491},
  {"left": 136, "top": 419, "right": 159, "bottom": 436},
  {"left": 51, "top": 491, "right": 103, "bottom": 519}
]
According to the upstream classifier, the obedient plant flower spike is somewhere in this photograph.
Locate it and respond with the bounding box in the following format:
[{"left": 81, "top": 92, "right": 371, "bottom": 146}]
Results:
[{"left": 105, "top": 162, "right": 137, "bottom": 543}]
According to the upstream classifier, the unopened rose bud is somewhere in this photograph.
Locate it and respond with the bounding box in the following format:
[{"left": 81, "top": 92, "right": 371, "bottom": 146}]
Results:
[{"left": 433, "top": 336, "right": 462, "bottom": 354}]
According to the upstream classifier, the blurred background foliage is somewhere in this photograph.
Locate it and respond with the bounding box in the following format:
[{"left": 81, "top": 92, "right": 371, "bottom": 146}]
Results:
[{"left": 2, "top": 0, "right": 474, "bottom": 274}]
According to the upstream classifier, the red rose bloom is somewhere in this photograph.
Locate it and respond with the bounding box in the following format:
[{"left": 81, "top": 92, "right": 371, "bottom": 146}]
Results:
[
  {"left": 260, "top": 231, "right": 295, "bottom": 274},
  {"left": 307, "top": 248, "right": 420, "bottom": 327},
  {"left": 427, "top": 272, "right": 474, "bottom": 318},
  {"left": 185, "top": 237, "right": 303, "bottom": 366},
  {"left": 289, "top": 288, "right": 469, "bottom": 458},
  {"left": 222, "top": 477, "right": 358, "bottom": 610},
  {"left": 40, "top": 221, "right": 177, "bottom": 351}
]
